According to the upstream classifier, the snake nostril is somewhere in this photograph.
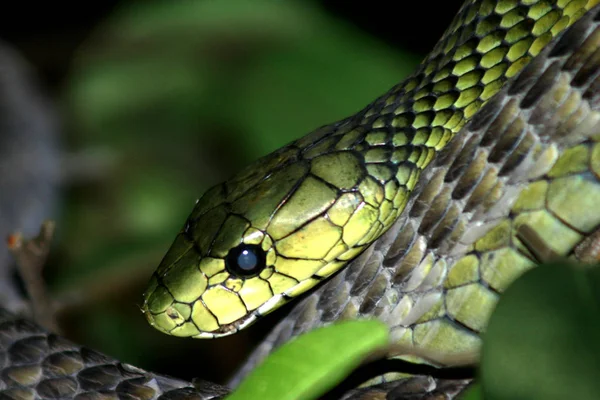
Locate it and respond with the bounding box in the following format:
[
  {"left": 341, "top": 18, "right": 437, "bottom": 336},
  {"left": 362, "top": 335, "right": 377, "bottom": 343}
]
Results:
[{"left": 166, "top": 306, "right": 181, "bottom": 321}]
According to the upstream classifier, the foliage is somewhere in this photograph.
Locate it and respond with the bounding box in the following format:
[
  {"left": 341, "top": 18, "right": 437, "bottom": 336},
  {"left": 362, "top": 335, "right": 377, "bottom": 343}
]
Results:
[
  {"left": 228, "top": 320, "right": 389, "bottom": 400},
  {"left": 478, "top": 262, "right": 600, "bottom": 400}
]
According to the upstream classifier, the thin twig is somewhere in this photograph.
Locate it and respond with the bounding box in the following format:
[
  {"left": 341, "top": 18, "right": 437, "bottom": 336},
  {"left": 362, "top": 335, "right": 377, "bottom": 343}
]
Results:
[
  {"left": 6, "top": 220, "right": 59, "bottom": 333},
  {"left": 516, "top": 224, "right": 560, "bottom": 263}
]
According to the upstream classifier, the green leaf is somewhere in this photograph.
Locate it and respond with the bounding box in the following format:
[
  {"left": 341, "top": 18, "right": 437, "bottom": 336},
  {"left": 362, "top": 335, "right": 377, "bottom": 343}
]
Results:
[
  {"left": 227, "top": 319, "right": 389, "bottom": 400},
  {"left": 481, "top": 262, "right": 600, "bottom": 400}
]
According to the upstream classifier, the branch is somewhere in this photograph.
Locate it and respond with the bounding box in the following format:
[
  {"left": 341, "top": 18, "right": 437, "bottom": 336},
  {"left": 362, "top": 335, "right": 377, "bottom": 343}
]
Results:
[{"left": 6, "top": 220, "right": 59, "bottom": 333}]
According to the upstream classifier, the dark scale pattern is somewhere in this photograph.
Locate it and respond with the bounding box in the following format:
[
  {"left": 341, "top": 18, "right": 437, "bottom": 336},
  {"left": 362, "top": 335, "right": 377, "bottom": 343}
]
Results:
[
  {"left": 0, "top": 310, "right": 229, "bottom": 400},
  {"left": 231, "top": 4, "right": 600, "bottom": 388},
  {"left": 338, "top": 377, "right": 471, "bottom": 400}
]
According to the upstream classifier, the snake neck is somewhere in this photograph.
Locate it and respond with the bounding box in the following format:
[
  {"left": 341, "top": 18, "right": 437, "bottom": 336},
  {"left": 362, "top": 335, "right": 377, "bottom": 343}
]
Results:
[{"left": 297, "top": 0, "right": 600, "bottom": 213}]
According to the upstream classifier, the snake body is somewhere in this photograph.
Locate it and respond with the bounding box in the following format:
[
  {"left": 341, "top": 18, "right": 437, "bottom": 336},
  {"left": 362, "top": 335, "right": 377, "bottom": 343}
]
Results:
[
  {"left": 144, "top": 0, "right": 600, "bottom": 375},
  {"left": 2, "top": 1, "right": 600, "bottom": 399},
  {"left": 232, "top": 4, "right": 600, "bottom": 385}
]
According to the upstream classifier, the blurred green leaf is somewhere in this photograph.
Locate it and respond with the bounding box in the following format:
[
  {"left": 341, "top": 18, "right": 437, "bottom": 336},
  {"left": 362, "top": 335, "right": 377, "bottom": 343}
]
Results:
[
  {"left": 227, "top": 319, "right": 389, "bottom": 400},
  {"left": 481, "top": 262, "right": 600, "bottom": 400},
  {"left": 59, "top": 0, "right": 418, "bottom": 290}
]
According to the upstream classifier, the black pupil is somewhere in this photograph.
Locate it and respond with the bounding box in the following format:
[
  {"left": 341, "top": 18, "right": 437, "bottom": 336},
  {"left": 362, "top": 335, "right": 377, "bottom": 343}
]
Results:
[{"left": 225, "top": 244, "right": 267, "bottom": 277}]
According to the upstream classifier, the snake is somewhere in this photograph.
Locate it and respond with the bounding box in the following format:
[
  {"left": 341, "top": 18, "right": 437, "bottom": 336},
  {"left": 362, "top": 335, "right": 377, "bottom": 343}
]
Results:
[
  {"left": 2, "top": 0, "right": 600, "bottom": 399},
  {"left": 143, "top": 0, "right": 600, "bottom": 377}
]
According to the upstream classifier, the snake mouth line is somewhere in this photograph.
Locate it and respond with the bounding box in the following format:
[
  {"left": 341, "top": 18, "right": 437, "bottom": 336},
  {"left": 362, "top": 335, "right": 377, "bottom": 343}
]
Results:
[
  {"left": 142, "top": 291, "right": 288, "bottom": 339},
  {"left": 197, "top": 312, "right": 259, "bottom": 338},
  {"left": 193, "top": 292, "right": 288, "bottom": 338}
]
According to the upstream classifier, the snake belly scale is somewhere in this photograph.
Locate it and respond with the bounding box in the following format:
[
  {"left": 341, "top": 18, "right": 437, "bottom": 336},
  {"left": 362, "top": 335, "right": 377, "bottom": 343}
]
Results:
[{"left": 142, "top": 0, "right": 600, "bottom": 377}]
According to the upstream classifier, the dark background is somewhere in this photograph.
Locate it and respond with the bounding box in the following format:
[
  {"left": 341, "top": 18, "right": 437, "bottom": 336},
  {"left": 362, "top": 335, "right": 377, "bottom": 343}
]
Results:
[
  {"left": 0, "top": 0, "right": 464, "bottom": 386},
  {"left": 0, "top": 1, "right": 465, "bottom": 91}
]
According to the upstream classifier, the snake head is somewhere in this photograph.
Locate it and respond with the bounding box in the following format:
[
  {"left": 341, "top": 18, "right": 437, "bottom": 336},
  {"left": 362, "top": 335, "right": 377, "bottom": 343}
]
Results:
[{"left": 142, "top": 130, "right": 401, "bottom": 338}]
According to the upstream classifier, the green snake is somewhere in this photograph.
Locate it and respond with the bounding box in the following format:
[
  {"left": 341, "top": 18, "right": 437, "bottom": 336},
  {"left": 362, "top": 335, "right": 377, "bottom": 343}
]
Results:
[
  {"left": 2, "top": 0, "right": 600, "bottom": 399},
  {"left": 143, "top": 0, "right": 600, "bottom": 377}
]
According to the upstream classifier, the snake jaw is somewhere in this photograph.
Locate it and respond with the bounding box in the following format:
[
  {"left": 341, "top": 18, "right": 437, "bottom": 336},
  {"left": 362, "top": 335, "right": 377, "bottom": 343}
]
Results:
[
  {"left": 142, "top": 256, "right": 320, "bottom": 339},
  {"left": 195, "top": 311, "right": 259, "bottom": 338},
  {"left": 190, "top": 292, "right": 289, "bottom": 338}
]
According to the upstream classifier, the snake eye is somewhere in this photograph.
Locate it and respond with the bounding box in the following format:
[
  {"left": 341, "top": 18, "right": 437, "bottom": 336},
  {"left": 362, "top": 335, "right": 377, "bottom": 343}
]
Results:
[{"left": 225, "top": 244, "right": 267, "bottom": 277}]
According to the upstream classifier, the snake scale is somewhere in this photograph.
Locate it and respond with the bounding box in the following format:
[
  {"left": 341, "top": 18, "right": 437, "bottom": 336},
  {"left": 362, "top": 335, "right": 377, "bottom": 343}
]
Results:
[{"left": 2, "top": 0, "right": 600, "bottom": 399}]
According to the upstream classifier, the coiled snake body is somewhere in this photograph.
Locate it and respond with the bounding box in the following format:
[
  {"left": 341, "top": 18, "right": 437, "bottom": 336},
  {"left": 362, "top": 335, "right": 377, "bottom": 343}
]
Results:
[
  {"left": 3, "top": 0, "right": 600, "bottom": 399},
  {"left": 145, "top": 0, "right": 600, "bottom": 380}
]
